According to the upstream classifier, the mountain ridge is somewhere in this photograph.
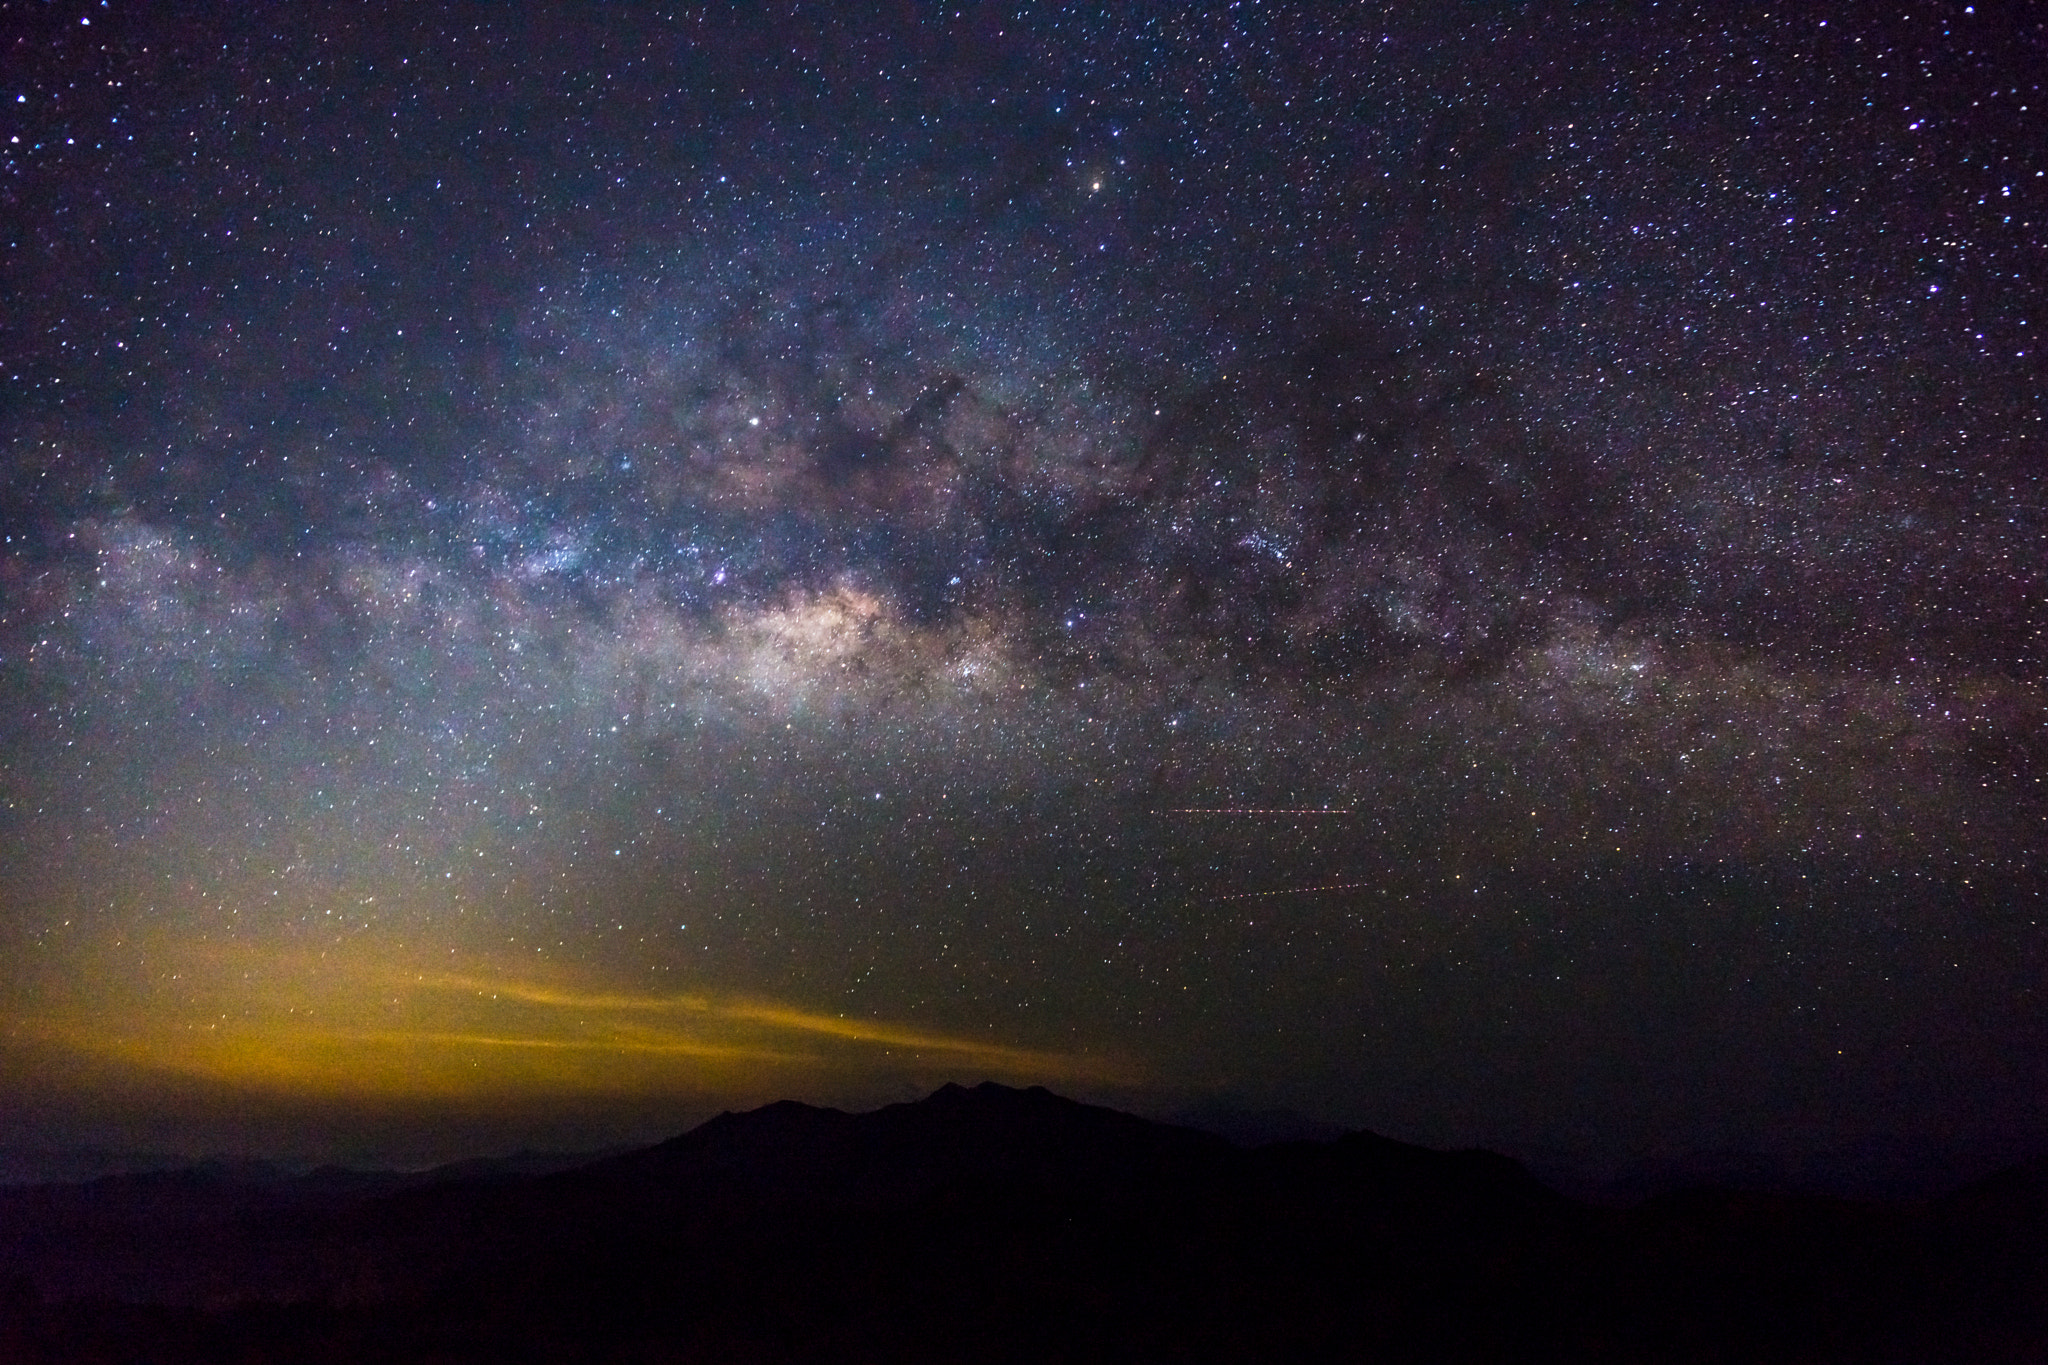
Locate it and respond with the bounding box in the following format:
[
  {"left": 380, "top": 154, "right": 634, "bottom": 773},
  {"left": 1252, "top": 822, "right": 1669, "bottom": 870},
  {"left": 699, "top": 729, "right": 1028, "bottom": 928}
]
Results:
[{"left": 0, "top": 1083, "right": 2041, "bottom": 1362}]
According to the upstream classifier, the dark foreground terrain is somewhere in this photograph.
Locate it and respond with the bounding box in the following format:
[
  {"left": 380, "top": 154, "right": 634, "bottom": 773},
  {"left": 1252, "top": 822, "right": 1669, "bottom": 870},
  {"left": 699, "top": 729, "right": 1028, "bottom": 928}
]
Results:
[{"left": 1, "top": 1084, "right": 2044, "bottom": 1362}]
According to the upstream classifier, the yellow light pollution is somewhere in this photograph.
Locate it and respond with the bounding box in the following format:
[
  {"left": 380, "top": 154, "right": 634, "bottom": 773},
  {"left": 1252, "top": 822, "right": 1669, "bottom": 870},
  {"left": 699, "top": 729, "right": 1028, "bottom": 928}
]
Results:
[{"left": 6, "top": 932, "right": 1132, "bottom": 1115}]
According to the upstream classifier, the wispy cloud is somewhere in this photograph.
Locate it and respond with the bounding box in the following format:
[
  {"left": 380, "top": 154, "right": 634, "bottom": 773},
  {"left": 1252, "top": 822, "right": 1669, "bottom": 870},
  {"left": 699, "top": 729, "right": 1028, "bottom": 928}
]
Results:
[{"left": 10, "top": 942, "right": 1135, "bottom": 1099}]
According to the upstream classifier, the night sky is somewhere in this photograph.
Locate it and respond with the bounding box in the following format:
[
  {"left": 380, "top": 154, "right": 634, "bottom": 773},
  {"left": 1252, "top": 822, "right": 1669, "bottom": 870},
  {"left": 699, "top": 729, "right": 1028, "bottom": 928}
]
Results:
[{"left": 1, "top": 0, "right": 2044, "bottom": 1179}]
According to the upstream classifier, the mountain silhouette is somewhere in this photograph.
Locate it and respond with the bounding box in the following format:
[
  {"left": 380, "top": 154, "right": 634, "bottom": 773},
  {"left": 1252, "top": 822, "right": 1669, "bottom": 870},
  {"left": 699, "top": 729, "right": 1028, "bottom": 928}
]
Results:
[{"left": 0, "top": 1082, "right": 2042, "bottom": 1362}]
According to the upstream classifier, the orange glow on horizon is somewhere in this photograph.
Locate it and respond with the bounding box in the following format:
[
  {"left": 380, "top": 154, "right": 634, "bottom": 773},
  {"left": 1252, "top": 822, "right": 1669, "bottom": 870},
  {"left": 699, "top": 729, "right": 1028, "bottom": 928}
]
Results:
[{"left": 4, "top": 934, "right": 1137, "bottom": 1104}]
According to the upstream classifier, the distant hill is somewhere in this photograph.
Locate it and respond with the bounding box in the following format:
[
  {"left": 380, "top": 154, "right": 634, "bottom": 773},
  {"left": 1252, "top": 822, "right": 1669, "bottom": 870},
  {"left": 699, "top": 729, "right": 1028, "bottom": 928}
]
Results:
[
  {"left": 0, "top": 1083, "right": 2043, "bottom": 1362},
  {"left": 1171, "top": 1101, "right": 1348, "bottom": 1148},
  {"left": 0, "top": 1146, "right": 198, "bottom": 1188}
]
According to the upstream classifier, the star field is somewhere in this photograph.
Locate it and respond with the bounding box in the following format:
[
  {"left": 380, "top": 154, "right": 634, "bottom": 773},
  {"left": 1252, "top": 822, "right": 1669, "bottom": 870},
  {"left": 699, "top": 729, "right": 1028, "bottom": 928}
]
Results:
[{"left": 0, "top": 1, "right": 2044, "bottom": 1175}]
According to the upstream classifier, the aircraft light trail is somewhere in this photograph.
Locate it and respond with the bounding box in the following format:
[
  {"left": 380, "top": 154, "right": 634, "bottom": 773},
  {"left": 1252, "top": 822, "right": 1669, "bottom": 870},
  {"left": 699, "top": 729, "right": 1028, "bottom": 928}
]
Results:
[
  {"left": 1213, "top": 882, "right": 1371, "bottom": 901},
  {"left": 1162, "top": 808, "right": 1356, "bottom": 815}
]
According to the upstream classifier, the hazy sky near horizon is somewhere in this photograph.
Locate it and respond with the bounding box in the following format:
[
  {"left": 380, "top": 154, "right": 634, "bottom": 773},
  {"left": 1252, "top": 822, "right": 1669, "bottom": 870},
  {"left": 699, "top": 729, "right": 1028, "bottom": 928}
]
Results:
[{"left": 1, "top": 0, "right": 2044, "bottom": 1169}]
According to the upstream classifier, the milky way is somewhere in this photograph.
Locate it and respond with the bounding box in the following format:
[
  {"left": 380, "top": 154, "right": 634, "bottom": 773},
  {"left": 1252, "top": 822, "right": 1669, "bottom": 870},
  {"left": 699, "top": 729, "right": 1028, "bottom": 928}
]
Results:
[{"left": 1, "top": 1, "right": 2043, "bottom": 1174}]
